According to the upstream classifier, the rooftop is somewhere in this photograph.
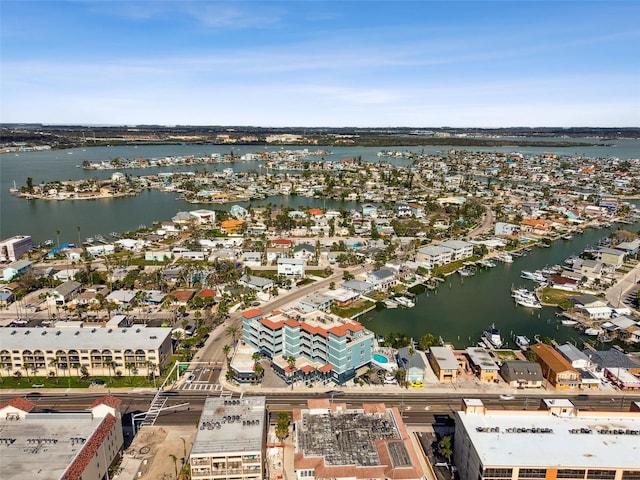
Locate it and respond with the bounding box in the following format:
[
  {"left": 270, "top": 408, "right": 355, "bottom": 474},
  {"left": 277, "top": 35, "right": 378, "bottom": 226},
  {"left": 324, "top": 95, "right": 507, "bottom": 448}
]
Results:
[
  {"left": 0, "top": 326, "right": 171, "bottom": 350},
  {"left": 191, "top": 396, "right": 266, "bottom": 456},
  {"left": 457, "top": 402, "right": 640, "bottom": 469}
]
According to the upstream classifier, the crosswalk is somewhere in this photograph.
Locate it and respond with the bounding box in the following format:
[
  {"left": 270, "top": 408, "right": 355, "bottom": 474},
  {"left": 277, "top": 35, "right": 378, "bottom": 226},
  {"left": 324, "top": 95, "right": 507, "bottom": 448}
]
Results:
[{"left": 180, "top": 382, "right": 223, "bottom": 392}]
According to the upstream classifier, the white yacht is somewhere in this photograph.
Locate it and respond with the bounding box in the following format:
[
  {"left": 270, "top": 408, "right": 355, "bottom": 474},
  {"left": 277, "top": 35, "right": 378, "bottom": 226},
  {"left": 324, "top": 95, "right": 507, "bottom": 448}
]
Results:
[{"left": 482, "top": 325, "right": 504, "bottom": 349}]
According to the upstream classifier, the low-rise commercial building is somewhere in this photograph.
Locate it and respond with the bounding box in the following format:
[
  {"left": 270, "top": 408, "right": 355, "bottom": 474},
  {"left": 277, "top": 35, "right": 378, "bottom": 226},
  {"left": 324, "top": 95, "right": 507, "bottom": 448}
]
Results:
[
  {"left": 190, "top": 396, "right": 266, "bottom": 480},
  {"left": 454, "top": 398, "right": 640, "bottom": 480},
  {"left": 0, "top": 395, "right": 123, "bottom": 480},
  {"left": 293, "top": 399, "right": 424, "bottom": 480}
]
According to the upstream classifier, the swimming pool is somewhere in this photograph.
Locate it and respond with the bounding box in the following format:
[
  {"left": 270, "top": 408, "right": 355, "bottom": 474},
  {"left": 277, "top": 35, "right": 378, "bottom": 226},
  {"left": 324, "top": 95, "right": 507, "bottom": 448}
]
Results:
[{"left": 373, "top": 353, "right": 389, "bottom": 364}]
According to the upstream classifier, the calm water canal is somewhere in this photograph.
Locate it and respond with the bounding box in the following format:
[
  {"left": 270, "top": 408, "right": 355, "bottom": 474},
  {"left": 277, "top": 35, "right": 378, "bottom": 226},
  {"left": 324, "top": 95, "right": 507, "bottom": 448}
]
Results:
[{"left": 364, "top": 220, "right": 640, "bottom": 349}]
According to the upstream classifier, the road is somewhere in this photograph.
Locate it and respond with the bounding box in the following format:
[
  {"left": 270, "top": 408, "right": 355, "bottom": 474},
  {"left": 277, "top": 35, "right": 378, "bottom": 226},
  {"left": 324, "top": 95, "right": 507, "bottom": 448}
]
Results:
[
  {"left": 466, "top": 205, "right": 495, "bottom": 239},
  {"left": 195, "top": 264, "right": 371, "bottom": 364},
  {"left": 605, "top": 262, "right": 640, "bottom": 309},
  {"left": 5, "top": 390, "right": 638, "bottom": 428}
]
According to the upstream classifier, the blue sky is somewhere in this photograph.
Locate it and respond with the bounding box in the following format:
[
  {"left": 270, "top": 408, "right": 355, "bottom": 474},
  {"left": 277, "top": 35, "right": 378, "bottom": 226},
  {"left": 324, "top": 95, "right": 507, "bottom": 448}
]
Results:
[{"left": 1, "top": 1, "right": 639, "bottom": 127}]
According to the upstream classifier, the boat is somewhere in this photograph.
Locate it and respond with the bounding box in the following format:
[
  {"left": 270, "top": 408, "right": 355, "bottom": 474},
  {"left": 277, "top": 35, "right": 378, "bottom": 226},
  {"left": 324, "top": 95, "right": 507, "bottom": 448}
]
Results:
[
  {"left": 43, "top": 239, "right": 54, "bottom": 247},
  {"left": 395, "top": 296, "right": 416, "bottom": 308},
  {"left": 479, "top": 259, "right": 496, "bottom": 268},
  {"left": 561, "top": 319, "right": 578, "bottom": 326},
  {"left": 458, "top": 267, "right": 476, "bottom": 277},
  {"left": 496, "top": 252, "right": 513, "bottom": 263},
  {"left": 514, "top": 335, "right": 530, "bottom": 350},
  {"left": 384, "top": 299, "right": 399, "bottom": 309},
  {"left": 562, "top": 234, "right": 573, "bottom": 240},
  {"left": 514, "top": 295, "right": 542, "bottom": 309},
  {"left": 521, "top": 270, "right": 546, "bottom": 282},
  {"left": 584, "top": 328, "right": 602, "bottom": 336},
  {"left": 482, "top": 324, "right": 504, "bottom": 349}
]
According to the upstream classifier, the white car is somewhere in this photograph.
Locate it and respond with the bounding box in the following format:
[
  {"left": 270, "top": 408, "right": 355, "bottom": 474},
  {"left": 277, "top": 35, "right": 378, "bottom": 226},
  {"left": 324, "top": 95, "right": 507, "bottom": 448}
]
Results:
[{"left": 499, "top": 394, "right": 515, "bottom": 400}]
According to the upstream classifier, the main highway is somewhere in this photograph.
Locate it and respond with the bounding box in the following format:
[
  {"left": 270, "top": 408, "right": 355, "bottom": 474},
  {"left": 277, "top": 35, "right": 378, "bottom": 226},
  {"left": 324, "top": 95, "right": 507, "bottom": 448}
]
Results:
[{"left": 4, "top": 389, "right": 638, "bottom": 429}]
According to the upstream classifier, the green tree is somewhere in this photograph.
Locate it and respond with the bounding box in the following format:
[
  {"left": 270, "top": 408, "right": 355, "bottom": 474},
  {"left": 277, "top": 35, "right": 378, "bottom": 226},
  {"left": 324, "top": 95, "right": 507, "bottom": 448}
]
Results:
[
  {"left": 275, "top": 412, "right": 290, "bottom": 441},
  {"left": 418, "top": 333, "right": 439, "bottom": 350},
  {"left": 438, "top": 435, "right": 453, "bottom": 463}
]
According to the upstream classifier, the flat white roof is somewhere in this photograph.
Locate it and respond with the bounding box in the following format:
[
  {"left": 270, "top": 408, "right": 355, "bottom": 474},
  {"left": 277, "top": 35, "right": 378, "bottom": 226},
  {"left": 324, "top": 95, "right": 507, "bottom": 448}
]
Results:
[
  {"left": 0, "top": 413, "right": 103, "bottom": 480},
  {"left": 191, "top": 396, "right": 265, "bottom": 456},
  {"left": 0, "top": 327, "right": 171, "bottom": 350},
  {"left": 457, "top": 409, "right": 640, "bottom": 468}
]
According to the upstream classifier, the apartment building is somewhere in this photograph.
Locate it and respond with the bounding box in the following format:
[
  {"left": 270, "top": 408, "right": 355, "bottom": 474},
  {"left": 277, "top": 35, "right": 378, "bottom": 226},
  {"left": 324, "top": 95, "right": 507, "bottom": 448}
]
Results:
[
  {"left": 241, "top": 307, "right": 375, "bottom": 384},
  {"left": 0, "top": 235, "right": 32, "bottom": 262},
  {"left": 190, "top": 396, "right": 266, "bottom": 480},
  {"left": 0, "top": 326, "right": 172, "bottom": 377}
]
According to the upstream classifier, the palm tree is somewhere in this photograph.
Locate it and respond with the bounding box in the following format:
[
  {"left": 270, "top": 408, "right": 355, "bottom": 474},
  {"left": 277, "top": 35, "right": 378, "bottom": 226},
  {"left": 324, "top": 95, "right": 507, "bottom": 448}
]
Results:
[
  {"left": 225, "top": 325, "right": 240, "bottom": 346},
  {"left": 222, "top": 344, "right": 231, "bottom": 364},
  {"left": 104, "top": 358, "right": 114, "bottom": 382},
  {"left": 56, "top": 229, "right": 61, "bottom": 248},
  {"left": 22, "top": 364, "right": 31, "bottom": 381},
  {"left": 169, "top": 454, "right": 178, "bottom": 479},
  {"left": 126, "top": 363, "right": 135, "bottom": 384},
  {"left": 49, "top": 358, "right": 59, "bottom": 384}
]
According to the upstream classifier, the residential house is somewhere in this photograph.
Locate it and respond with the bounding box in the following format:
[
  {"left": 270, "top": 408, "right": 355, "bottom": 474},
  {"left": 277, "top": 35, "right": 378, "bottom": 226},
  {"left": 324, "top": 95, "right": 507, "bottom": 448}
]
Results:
[
  {"left": 429, "top": 346, "right": 458, "bottom": 382},
  {"left": 277, "top": 258, "right": 305, "bottom": 278},
  {"left": 499, "top": 361, "right": 543, "bottom": 388},
  {"left": 597, "top": 247, "right": 626, "bottom": 268},
  {"left": 397, "top": 346, "right": 428, "bottom": 385},
  {"left": 2, "top": 259, "right": 32, "bottom": 281},
  {"left": 466, "top": 347, "right": 500, "bottom": 383},
  {"left": 571, "top": 258, "right": 603, "bottom": 281},
  {"left": 365, "top": 268, "right": 396, "bottom": 290},
  {"left": 341, "top": 279, "right": 374, "bottom": 295},
  {"left": 240, "top": 274, "right": 274, "bottom": 292},
  {"left": 297, "top": 293, "right": 333, "bottom": 313},
  {"left": 531, "top": 343, "right": 581, "bottom": 389},
  {"left": 188, "top": 209, "right": 216, "bottom": 224},
  {"left": 48, "top": 280, "right": 82, "bottom": 306},
  {"left": 293, "top": 243, "right": 316, "bottom": 260}
]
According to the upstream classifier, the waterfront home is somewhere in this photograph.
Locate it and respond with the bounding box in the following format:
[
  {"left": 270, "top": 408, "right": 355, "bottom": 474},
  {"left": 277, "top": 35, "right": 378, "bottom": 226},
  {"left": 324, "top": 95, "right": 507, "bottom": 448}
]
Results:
[
  {"left": 86, "top": 244, "right": 115, "bottom": 257},
  {"left": 324, "top": 287, "right": 359, "bottom": 307},
  {"left": 298, "top": 292, "right": 334, "bottom": 313},
  {"left": 530, "top": 343, "right": 581, "bottom": 389},
  {"left": 277, "top": 258, "right": 305, "bottom": 279},
  {"left": 189, "top": 209, "right": 216, "bottom": 224},
  {"left": 597, "top": 247, "right": 626, "bottom": 268},
  {"left": 580, "top": 306, "right": 614, "bottom": 320},
  {"left": 365, "top": 268, "right": 396, "bottom": 291},
  {"left": 557, "top": 343, "right": 592, "bottom": 370},
  {"left": 466, "top": 347, "right": 500, "bottom": 383},
  {"left": 416, "top": 245, "right": 452, "bottom": 269},
  {"left": 0, "top": 235, "right": 32, "bottom": 262},
  {"left": 587, "top": 348, "right": 640, "bottom": 375},
  {"left": 616, "top": 239, "right": 640, "bottom": 256},
  {"left": 2, "top": 259, "right": 32, "bottom": 281},
  {"left": 428, "top": 346, "right": 458, "bottom": 382},
  {"left": 266, "top": 246, "right": 291, "bottom": 263},
  {"left": 571, "top": 258, "right": 603, "bottom": 281},
  {"left": 219, "top": 219, "right": 244, "bottom": 234},
  {"left": 494, "top": 222, "right": 521, "bottom": 236},
  {"left": 229, "top": 204, "right": 249, "bottom": 219},
  {"left": 440, "top": 239, "right": 474, "bottom": 260},
  {"left": 342, "top": 279, "right": 374, "bottom": 295},
  {"left": 397, "top": 346, "right": 428, "bottom": 386},
  {"left": 499, "top": 361, "right": 543, "bottom": 388},
  {"left": 361, "top": 204, "right": 378, "bottom": 218},
  {"left": 520, "top": 218, "right": 551, "bottom": 235}
]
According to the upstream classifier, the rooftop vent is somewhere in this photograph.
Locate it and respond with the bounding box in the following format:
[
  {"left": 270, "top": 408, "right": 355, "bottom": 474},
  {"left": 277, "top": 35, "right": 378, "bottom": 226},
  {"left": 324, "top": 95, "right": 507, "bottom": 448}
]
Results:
[
  {"left": 41, "top": 331, "right": 47, "bottom": 335},
  {"left": 56, "top": 331, "right": 61, "bottom": 335},
  {"left": 74, "top": 331, "right": 80, "bottom": 335}
]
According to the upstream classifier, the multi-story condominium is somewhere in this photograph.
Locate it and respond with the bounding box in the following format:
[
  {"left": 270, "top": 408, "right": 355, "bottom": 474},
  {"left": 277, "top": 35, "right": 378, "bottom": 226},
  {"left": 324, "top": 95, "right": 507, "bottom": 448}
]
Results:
[
  {"left": 454, "top": 398, "right": 640, "bottom": 480},
  {"left": 416, "top": 245, "right": 453, "bottom": 269},
  {"left": 190, "top": 396, "right": 266, "bottom": 480},
  {"left": 293, "top": 399, "right": 424, "bottom": 480},
  {"left": 440, "top": 239, "right": 474, "bottom": 260},
  {"left": 0, "top": 235, "right": 32, "bottom": 262},
  {"left": 0, "top": 395, "right": 124, "bottom": 480},
  {"left": 0, "top": 326, "right": 173, "bottom": 377},
  {"left": 241, "top": 307, "right": 375, "bottom": 384}
]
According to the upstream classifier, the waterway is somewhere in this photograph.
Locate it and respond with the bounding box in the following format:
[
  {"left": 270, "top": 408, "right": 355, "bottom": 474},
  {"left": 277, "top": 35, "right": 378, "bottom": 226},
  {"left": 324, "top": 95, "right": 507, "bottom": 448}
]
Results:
[
  {"left": 2, "top": 139, "right": 639, "bottom": 242},
  {"left": 364, "top": 220, "right": 640, "bottom": 350}
]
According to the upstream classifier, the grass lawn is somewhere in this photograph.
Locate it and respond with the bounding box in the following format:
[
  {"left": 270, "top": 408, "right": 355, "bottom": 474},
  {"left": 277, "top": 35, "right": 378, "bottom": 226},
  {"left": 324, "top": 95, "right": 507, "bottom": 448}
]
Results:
[
  {"left": 0, "top": 375, "right": 157, "bottom": 389},
  {"left": 331, "top": 300, "right": 375, "bottom": 318},
  {"left": 538, "top": 287, "right": 580, "bottom": 305},
  {"left": 493, "top": 350, "right": 518, "bottom": 363}
]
